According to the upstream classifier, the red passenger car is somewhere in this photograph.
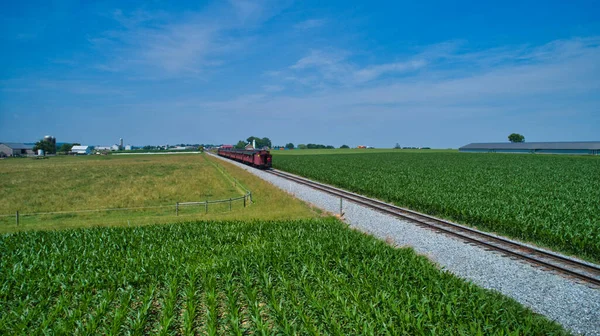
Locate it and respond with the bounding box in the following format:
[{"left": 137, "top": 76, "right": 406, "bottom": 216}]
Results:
[{"left": 217, "top": 147, "right": 272, "bottom": 169}]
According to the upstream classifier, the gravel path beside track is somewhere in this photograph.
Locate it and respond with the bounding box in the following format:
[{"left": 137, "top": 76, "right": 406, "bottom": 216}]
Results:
[{"left": 211, "top": 154, "right": 600, "bottom": 335}]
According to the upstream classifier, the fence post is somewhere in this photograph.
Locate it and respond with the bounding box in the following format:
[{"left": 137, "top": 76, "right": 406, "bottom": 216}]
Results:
[
  {"left": 229, "top": 198, "right": 232, "bottom": 211},
  {"left": 16, "top": 211, "right": 19, "bottom": 225},
  {"left": 340, "top": 197, "right": 343, "bottom": 217},
  {"left": 176, "top": 202, "right": 179, "bottom": 216},
  {"left": 244, "top": 194, "right": 246, "bottom": 207},
  {"left": 249, "top": 192, "right": 253, "bottom": 203},
  {"left": 205, "top": 201, "right": 208, "bottom": 214}
]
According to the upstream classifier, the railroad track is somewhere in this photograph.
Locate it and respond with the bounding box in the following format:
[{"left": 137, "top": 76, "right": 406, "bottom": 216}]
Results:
[{"left": 267, "top": 169, "right": 600, "bottom": 288}]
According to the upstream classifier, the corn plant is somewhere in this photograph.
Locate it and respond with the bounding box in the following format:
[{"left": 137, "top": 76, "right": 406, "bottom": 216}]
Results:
[
  {"left": 109, "top": 288, "right": 133, "bottom": 336},
  {"left": 0, "top": 219, "right": 568, "bottom": 334},
  {"left": 129, "top": 285, "right": 155, "bottom": 335},
  {"left": 274, "top": 152, "right": 600, "bottom": 262},
  {"left": 158, "top": 278, "right": 178, "bottom": 336},
  {"left": 182, "top": 272, "right": 198, "bottom": 336}
]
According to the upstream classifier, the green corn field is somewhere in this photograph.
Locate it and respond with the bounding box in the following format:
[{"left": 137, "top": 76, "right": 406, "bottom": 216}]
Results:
[
  {"left": 273, "top": 152, "right": 600, "bottom": 262},
  {"left": 0, "top": 219, "right": 566, "bottom": 334}
]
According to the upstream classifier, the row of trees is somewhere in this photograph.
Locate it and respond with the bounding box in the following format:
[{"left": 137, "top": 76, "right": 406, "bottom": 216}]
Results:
[
  {"left": 32, "top": 141, "right": 81, "bottom": 154},
  {"left": 301, "top": 144, "right": 335, "bottom": 149},
  {"left": 232, "top": 136, "right": 357, "bottom": 150},
  {"left": 282, "top": 143, "right": 349, "bottom": 149},
  {"left": 232, "top": 133, "right": 526, "bottom": 151},
  {"left": 33, "top": 139, "right": 79, "bottom": 154},
  {"left": 234, "top": 136, "right": 272, "bottom": 149}
]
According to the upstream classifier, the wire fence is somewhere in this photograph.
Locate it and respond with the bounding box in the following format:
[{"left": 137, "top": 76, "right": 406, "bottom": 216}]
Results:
[
  {"left": 0, "top": 192, "right": 252, "bottom": 230},
  {"left": 1, "top": 156, "right": 252, "bottom": 230}
]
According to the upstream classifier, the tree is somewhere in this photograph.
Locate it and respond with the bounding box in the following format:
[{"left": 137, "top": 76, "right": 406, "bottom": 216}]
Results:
[
  {"left": 58, "top": 143, "right": 73, "bottom": 154},
  {"left": 285, "top": 143, "right": 294, "bottom": 149},
  {"left": 305, "top": 143, "right": 334, "bottom": 149},
  {"left": 394, "top": 143, "right": 401, "bottom": 149},
  {"left": 245, "top": 136, "right": 272, "bottom": 149},
  {"left": 340, "top": 144, "right": 350, "bottom": 149},
  {"left": 246, "top": 136, "right": 257, "bottom": 147},
  {"left": 298, "top": 144, "right": 307, "bottom": 149},
  {"left": 235, "top": 140, "right": 247, "bottom": 149},
  {"left": 261, "top": 137, "right": 272, "bottom": 148},
  {"left": 33, "top": 139, "right": 56, "bottom": 154},
  {"left": 508, "top": 133, "right": 525, "bottom": 143}
]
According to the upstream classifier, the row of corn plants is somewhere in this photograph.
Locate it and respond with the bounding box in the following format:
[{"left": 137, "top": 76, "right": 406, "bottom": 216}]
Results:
[
  {"left": 0, "top": 219, "right": 566, "bottom": 334},
  {"left": 273, "top": 152, "right": 600, "bottom": 262}
]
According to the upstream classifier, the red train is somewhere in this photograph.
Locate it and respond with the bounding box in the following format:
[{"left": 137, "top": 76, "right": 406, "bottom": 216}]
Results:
[{"left": 217, "top": 146, "right": 272, "bottom": 169}]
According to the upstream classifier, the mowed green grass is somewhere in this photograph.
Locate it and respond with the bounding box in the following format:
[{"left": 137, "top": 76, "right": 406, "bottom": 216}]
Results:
[
  {"left": 0, "top": 218, "right": 566, "bottom": 335},
  {"left": 273, "top": 151, "right": 600, "bottom": 262},
  {"left": 0, "top": 154, "right": 316, "bottom": 232},
  {"left": 0, "top": 154, "right": 236, "bottom": 212}
]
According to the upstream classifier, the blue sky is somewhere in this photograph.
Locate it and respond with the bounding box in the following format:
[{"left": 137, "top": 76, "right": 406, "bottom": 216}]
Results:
[{"left": 1, "top": 0, "right": 599, "bottom": 148}]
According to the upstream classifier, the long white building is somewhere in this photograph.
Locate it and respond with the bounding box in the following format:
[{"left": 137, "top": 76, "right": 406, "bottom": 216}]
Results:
[{"left": 71, "top": 145, "right": 92, "bottom": 155}]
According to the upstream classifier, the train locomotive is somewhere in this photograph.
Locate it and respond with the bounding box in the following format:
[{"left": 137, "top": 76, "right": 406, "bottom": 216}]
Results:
[{"left": 217, "top": 146, "right": 272, "bottom": 169}]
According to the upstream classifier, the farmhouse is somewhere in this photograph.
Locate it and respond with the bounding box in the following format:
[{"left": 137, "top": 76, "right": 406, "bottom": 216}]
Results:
[
  {"left": 71, "top": 145, "right": 92, "bottom": 155},
  {"left": 459, "top": 141, "right": 600, "bottom": 155},
  {"left": 0, "top": 143, "right": 35, "bottom": 157}
]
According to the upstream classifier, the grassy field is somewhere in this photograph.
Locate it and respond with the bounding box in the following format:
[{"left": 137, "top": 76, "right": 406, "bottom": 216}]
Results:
[
  {"left": 273, "top": 151, "right": 600, "bottom": 262},
  {"left": 0, "top": 218, "right": 566, "bottom": 335},
  {"left": 0, "top": 154, "right": 316, "bottom": 232}
]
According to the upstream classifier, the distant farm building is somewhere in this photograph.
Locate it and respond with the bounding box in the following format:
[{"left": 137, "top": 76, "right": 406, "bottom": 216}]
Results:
[
  {"left": 71, "top": 145, "right": 92, "bottom": 155},
  {"left": 0, "top": 143, "right": 34, "bottom": 157},
  {"left": 171, "top": 146, "right": 196, "bottom": 150},
  {"left": 459, "top": 142, "right": 600, "bottom": 155}
]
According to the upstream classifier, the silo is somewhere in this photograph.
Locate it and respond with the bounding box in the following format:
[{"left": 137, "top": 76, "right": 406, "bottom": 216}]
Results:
[
  {"left": 44, "top": 135, "right": 56, "bottom": 152},
  {"left": 120, "top": 138, "right": 124, "bottom": 149}
]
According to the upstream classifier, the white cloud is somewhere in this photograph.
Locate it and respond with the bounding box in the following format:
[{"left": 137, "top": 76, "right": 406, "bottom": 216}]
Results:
[
  {"left": 262, "top": 84, "right": 284, "bottom": 92},
  {"left": 228, "top": 0, "right": 263, "bottom": 23},
  {"left": 352, "top": 60, "right": 427, "bottom": 83},
  {"left": 274, "top": 37, "right": 600, "bottom": 91},
  {"left": 294, "top": 19, "right": 326, "bottom": 30},
  {"left": 199, "top": 37, "right": 600, "bottom": 121},
  {"left": 140, "top": 23, "right": 216, "bottom": 74},
  {"left": 286, "top": 49, "right": 426, "bottom": 86},
  {"left": 290, "top": 49, "right": 349, "bottom": 70},
  {"left": 91, "top": 2, "right": 278, "bottom": 77}
]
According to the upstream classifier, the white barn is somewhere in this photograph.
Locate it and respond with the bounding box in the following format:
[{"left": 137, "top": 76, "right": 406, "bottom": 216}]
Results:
[{"left": 71, "top": 145, "right": 92, "bottom": 155}]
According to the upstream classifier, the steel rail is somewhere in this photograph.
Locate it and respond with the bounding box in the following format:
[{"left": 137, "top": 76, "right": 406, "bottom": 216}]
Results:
[{"left": 267, "top": 169, "right": 600, "bottom": 287}]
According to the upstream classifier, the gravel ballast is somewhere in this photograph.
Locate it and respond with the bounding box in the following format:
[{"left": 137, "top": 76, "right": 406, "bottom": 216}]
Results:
[{"left": 211, "top": 154, "right": 600, "bottom": 335}]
